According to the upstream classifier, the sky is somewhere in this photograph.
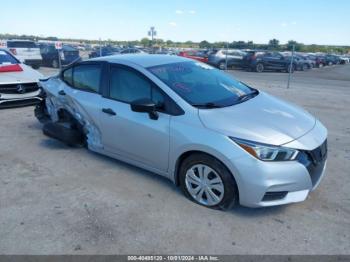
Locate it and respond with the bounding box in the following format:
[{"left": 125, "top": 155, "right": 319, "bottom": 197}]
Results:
[{"left": 1, "top": 0, "right": 350, "bottom": 45}]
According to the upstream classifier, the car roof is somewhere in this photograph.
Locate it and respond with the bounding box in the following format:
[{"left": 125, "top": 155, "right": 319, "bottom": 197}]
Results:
[{"left": 90, "top": 54, "right": 190, "bottom": 67}]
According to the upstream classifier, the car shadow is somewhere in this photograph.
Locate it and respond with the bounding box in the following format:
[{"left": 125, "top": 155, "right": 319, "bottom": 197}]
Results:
[
  {"left": 86, "top": 149, "right": 180, "bottom": 195},
  {"left": 229, "top": 204, "right": 288, "bottom": 217},
  {"left": 39, "top": 136, "right": 290, "bottom": 217}
]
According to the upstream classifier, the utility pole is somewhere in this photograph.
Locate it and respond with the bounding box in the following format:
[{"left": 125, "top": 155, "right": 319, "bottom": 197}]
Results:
[
  {"left": 148, "top": 26, "right": 157, "bottom": 52},
  {"left": 99, "top": 38, "right": 102, "bottom": 57},
  {"left": 287, "top": 44, "right": 295, "bottom": 89},
  {"left": 225, "top": 42, "right": 229, "bottom": 70}
]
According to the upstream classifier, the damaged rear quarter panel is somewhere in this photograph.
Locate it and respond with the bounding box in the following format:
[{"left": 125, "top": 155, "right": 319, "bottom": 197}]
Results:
[{"left": 40, "top": 77, "right": 103, "bottom": 150}]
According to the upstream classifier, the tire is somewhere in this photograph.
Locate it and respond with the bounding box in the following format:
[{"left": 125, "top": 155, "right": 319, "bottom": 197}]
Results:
[
  {"left": 43, "top": 121, "right": 85, "bottom": 147},
  {"left": 318, "top": 63, "right": 324, "bottom": 68},
  {"left": 301, "top": 63, "right": 308, "bottom": 71},
  {"left": 32, "top": 65, "right": 40, "bottom": 69},
  {"left": 179, "top": 153, "right": 238, "bottom": 210},
  {"left": 218, "top": 61, "right": 226, "bottom": 70},
  {"left": 328, "top": 61, "right": 333, "bottom": 66},
  {"left": 255, "top": 63, "right": 264, "bottom": 73},
  {"left": 52, "top": 59, "right": 59, "bottom": 68}
]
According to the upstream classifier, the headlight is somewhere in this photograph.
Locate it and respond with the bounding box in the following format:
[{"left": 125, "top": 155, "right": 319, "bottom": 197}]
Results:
[{"left": 230, "top": 137, "right": 299, "bottom": 161}]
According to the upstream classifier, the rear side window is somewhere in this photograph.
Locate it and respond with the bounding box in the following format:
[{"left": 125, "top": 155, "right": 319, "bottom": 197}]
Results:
[
  {"left": 62, "top": 68, "right": 73, "bottom": 86},
  {"left": 73, "top": 64, "right": 101, "bottom": 92},
  {"left": 7, "top": 41, "right": 37, "bottom": 48}
]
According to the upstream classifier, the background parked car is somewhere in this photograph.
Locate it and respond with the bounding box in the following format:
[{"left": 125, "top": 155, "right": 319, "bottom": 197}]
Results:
[
  {"left": 0, "top": 48, "right": 43, "bottom": 108},
  {"left": 39, "top": 44, "right": 81, "bottom": 68},
  {"left": 286, "top": 54, "right": 313, "bottom": 71},
  {"left": 339, "top": 55, "right": 349, "bottom": 64},
  {"left": 305, "top": 54, "right": 326, "bottom": 68},
  {"left": 243, "top": 51, "right": 297, "bottom": 73},
  {"left": 5, "top": 40, "right": 42, "bottom": 69},
  {"left": 120, "top": 48, "right": 145, "bottom": 54},
  {"left": 178, "top": 50, "right": 208, "bottom": 63},
  {"left": 88, "top": 46, "right": 121, "bottom": 58},
  {"left": 208, "top": 49, "right": 246, "bottom": 69},
  {"left": 324, "top": 54, "right": 341, "bottom": 66}
]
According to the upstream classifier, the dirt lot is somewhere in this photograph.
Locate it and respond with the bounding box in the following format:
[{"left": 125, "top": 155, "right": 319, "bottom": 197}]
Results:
[{"left": 0, "top": 65, "right": 349, "bottom": 255}]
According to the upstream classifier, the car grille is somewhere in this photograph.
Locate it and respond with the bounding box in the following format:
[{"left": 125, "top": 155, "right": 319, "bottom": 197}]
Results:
[
  {"left": 297, "top": 139, "right": 327, "bottom": 187},
  {"left": 0, "top": 83, "right": 39, "bottom": 95}
]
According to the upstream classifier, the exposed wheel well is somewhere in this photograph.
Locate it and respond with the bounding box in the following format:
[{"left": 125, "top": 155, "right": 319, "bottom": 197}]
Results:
[{"left": 174, "top": 150, "right": 236, "bottom": 186}]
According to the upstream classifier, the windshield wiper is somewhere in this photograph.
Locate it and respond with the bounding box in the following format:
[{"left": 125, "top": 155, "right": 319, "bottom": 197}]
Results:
[
  {"left": 192, "top": 102, "right": 222, "bottom": 109},
  {"left": 237, "top": 89, "right": 259, "bottom": 102}
]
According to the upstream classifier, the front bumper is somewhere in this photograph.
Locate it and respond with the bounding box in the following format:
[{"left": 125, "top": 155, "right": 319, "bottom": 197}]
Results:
[
  {"left": 227, "top": 122, "right": 327, "bottom": 208},
  {"left": 24, "top": 59, "right": 42, "bottom": 67},
  {"left": 0, "top": 90, "right": 42, "bottom": 109}
]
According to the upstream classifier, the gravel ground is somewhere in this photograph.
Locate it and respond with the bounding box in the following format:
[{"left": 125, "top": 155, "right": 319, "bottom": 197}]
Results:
[{"left": 0, "top": 64, "right": 349, "bottom": 255}]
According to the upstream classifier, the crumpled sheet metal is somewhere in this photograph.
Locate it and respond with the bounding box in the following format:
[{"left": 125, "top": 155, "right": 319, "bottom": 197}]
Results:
[{"left": 42, "top": 79, "right": 103, "bottom": 150}]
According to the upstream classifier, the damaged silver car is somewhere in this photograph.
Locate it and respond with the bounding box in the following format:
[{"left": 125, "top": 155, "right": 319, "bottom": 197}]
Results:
[{"left": 35, "top": 54, "right": 327, "bottom": 209}]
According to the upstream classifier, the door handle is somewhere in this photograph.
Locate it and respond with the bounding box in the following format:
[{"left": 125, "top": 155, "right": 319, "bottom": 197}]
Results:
[
  {"left": 102, "top": 108, "right": 116, "bottom": 116},
  {"left": 58, "top": 90, "right": 66, "bottom": 96}
]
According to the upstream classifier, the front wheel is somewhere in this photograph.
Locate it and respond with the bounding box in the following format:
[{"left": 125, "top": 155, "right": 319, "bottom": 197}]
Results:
[
  {"left": 52, "top": 59, "right": 59, "bottom": 68},
  {"left": 179, "top": 153, "right": 238, "bottom": 210},
  {"left": 218, "top": 61, "right": 226, "bottom": 70},
  {"left": 301, "top": 63, "right": 308, "bottom": 71},
  {"left": 255, "top": 63, "right": 264, "bottom": 73}
]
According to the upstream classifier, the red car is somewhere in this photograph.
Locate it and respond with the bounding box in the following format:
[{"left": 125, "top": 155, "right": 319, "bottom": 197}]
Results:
[{"left": 178, "top": 51, "right": 208, "bottom": 63}]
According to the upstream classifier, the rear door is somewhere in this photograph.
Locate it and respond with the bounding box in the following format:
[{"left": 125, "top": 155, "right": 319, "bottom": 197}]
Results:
[
  {"left": 226, "top": 50, "right": 244, "bottom": 67},
  {"left": 59, "top": 62, "right": 106, "bottom": 148}
]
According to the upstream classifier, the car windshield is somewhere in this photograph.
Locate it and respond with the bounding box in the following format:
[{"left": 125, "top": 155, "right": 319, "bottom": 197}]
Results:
[
  {"left": 148, "top": 61, "right": 257, "bottom": 108},
  {"left": 0, "top": 50, "right": 19, "bottom": 64}
]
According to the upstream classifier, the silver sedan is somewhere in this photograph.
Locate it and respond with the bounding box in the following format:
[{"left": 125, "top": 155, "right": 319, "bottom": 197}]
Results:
[{"left": 35, "top": 54, "right": 327, "bottom": 209}]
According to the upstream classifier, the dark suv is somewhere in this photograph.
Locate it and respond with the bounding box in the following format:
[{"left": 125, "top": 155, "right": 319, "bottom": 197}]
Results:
[
  {"left": 324, "top": 54, "right": 341, "bottom": 66},
  {"left": 243, "top": 51, "right": 297, "bottom": 73},
  {"left": 39, "top": 44, "right": 80, "bottom": 68}
]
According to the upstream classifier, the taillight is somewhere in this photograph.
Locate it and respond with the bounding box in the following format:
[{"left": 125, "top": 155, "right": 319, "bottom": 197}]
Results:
[{"left": 9, "top": 48, "right": 17, "bottom": 55}]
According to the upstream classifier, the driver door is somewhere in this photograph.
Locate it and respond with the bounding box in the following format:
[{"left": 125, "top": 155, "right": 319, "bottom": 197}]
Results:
[{"left": 99, "top": 65, "right": 170, "bottom": 172}]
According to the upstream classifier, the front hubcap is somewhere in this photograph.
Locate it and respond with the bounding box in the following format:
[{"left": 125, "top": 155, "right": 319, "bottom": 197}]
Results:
[{"left": 185, "top": 164, "right": 224, "bottom": 206}]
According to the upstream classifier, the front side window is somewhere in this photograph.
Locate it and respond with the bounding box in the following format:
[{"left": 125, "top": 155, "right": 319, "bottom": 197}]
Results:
[
  {"left": 73, "top": 64, "right": 101, "bottom": 92},
  {"left": 62, "top": 68, "right": 73, "bottom": 86},
  {"left": 109, "top": 67, "right": 164, "bottom": 106},
  {"left": 148, "top": 61, "right": 256, "bottom": 108}
]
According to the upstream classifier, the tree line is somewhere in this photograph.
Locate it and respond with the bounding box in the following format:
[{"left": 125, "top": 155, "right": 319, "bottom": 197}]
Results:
[{"left": 1, "top": 33, "right": 349, "bottom": 54}]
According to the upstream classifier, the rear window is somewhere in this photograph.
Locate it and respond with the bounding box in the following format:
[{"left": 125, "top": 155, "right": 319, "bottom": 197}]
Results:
[
  {"left": 0, "top": 50, "right": 19, "bottom": 64},
  {"left": 63, "top": 45, "right": 78, "bottom": 52},
  {"left": 7, "top": 41, "right": 37, "bottom": 48}
]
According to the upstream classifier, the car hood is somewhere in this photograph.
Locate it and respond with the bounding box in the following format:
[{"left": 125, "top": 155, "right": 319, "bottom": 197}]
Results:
[
  {"left": 198, "top": 92, "right": 316, "bottom": 146},
  {"left": 0, "top": 64, "right": 42, "bottom": 84}
]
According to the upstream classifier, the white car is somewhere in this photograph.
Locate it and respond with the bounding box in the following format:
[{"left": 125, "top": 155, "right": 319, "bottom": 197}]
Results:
[
  {"left": 5, "top": 40, "right": 42, "bottom": 69},
  {"left": 340, "top": 56, "right": 350, "bottom": 64},
  {"left": 0, "top": 49, "right": 43, "bottom": 108}
]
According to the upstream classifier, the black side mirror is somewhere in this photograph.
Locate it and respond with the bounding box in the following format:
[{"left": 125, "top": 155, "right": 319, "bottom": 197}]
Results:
[{"left": 130, "top": 98, "right": 159, "bottom": 120}]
